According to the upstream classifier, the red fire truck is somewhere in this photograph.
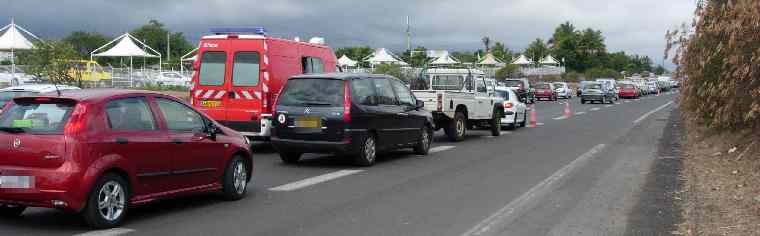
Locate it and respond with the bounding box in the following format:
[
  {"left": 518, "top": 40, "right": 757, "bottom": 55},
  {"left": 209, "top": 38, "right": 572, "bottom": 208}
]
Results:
[{"left": 191, "top": 28, "right": 337, "bottom": 140}]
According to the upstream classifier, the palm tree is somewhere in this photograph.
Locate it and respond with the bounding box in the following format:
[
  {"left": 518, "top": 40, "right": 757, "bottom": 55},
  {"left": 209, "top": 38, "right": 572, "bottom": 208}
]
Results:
[{"left": 482, "top": 36, "right": 491, "bottom": 52}]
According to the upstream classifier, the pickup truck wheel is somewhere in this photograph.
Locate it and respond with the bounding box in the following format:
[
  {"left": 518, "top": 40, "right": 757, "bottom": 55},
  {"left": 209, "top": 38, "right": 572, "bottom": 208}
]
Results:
[
  {"left": 413, "top": 126, "right": 432, "bottom": 155},
  {"left": 445, "top": 112, "right": 466, "bottom": 142},
  {"left": 490, "top": 112, "right": 501, "bottom": 136}
]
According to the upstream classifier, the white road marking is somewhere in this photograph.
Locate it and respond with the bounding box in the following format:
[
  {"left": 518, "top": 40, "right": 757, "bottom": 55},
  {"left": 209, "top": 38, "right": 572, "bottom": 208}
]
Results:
[
  {"left": 536, "top": 123, "right": 545, "bottom": 126},
  {"left": 460, "top": 144, "right": 607, "bottom": 236},
  {"left": 552, "top": 116, "right": 566, "bottom": 120},
  {"left": 501, "top": 131, "right": 512, "bottom": 135},
  {"left": 624, "top": 100, "right": 630, "bottom": 103},
  {"left": 268, "top": 170, "right": 364, "bottom": 191},
  {"left": 590, "top": 107, "right": 600, "bottom": 111},
  {"left": 633, "top": 101, "right": 674, "bottom": 124},
  {"left": 74, "top": 228, "right": 135, "bottom": 236},
  {"left": 574, "top": 111, "right": 586, "bottom": 115},
  {"left": 429, "top": 145, "right": 455, "bottom": 153},
  {"left": 604, "top": 105, "right": 613, "bottom": 108},
  {"left": 615, "top": 102, "right": 621, "bottom": 105}
]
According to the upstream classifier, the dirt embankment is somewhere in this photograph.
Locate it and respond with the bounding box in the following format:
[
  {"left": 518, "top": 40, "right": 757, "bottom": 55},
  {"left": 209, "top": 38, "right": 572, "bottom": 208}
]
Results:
[{"left": 679, "top": 122, "right": 760, "bottom": 235}]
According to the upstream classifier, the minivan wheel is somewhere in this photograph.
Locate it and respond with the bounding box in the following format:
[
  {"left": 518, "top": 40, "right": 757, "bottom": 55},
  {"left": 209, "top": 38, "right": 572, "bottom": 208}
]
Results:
[
  {"left": 490, "top": 111, "right": 502, "bottom": 136},
  {"left": 222, "top": 155, "right": 248, "bottom": 201},
  {"left": 82, "top": 173, "right": 129, "bottom": 229},
  {"left": 355, "top": 134, "right": 376, "bottom": 166},
  {"left": 0, "top": 205, "right": 26, "bottom": 217},
  {"left": 279, "top": 152, "right": 302, "bottom": 164},
  {"left": 413, "top": 126, "right": 432, "bottom": 155},
  {"left": 445, "top": 112, "right": 466, "bottom": 142}
]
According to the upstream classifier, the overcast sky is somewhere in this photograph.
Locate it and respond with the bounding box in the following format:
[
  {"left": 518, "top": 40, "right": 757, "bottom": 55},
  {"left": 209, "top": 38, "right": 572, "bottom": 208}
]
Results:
[{"left": 3, "top": 0, "right": 696, "bottom": 68}]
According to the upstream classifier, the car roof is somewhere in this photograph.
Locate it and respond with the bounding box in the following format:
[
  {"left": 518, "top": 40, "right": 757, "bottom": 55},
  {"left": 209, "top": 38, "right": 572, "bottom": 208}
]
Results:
[
  {"left": 25, "top": 89, "right": 178, "bottom": 103},
  {"left": 290, "top": 73, "right": 392, "bottom": 80},
  {"left": 0, "top": 84, "right": 81, "bottom": 93}
]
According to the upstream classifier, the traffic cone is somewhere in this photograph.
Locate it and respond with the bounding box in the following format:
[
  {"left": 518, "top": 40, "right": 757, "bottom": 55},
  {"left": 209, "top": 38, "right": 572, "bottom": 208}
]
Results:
[
  {"left": 529, "top": 104, "right": 537, "bottom": 128},
  {"left": 564, "top": 101, "right": 572, "bottom": 119},
  {"left": 656, "top": 89, "right": 661, "bottom": 96}
]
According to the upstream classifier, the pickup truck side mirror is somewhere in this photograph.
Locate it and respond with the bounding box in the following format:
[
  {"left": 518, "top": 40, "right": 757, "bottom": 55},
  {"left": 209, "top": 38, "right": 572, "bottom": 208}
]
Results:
[{"left": 416, "top": 99, "right": 425, "bottom": 109}]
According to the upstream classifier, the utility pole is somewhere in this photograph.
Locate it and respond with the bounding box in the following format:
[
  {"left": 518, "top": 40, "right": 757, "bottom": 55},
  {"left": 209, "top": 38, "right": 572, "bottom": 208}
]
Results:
[
  {"left": 167, "top": 32, "right": 171, "bottom": 62},
  {"left": 406, "top": 16, "right": 411, "bottom": 60}
]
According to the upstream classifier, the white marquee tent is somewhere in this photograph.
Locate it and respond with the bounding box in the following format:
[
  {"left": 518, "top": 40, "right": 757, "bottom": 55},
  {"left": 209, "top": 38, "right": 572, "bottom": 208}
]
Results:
[
  {"left": 540, "top": 55, "right": 560, "bottom": 66},
  {"left": 430, "top": 52, "right": 461, "bottom": 65},
  {"left": 91, "top": 33, "right": 161, "bottom": 87},
  {"left": 0, "top": 19, "right": 41, "bottom": 83},
  {"left": 180, "top": 47, "right": 198, "bottom": 76},
  {"left": 477, "top": 52, "right": 504, "bottom": 66},
  {"left": 364, "top": 48, "right": 408, "bottom": 67},
  {"left": 511, "top": 54, "right": 533, "bottom": 66},
  {"left": 337, "top": 55, "right": 358, "bottom": 68}
]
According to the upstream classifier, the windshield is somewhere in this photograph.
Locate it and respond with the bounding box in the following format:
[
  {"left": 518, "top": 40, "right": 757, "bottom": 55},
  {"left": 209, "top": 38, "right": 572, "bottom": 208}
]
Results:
[
  {"left": 504, "top": 80, "right": 523, "bottom": 88},
  {"left": 432, "top": 75, "right": 464, "bottom": 90},
  {"left": 622, "top": 84, "right": 634, "bottom": 89},
  {"left": 0, "top": 99, "right": 76, "bottom": 134},
  {"left": 553, "top": 83, "right": 564, "bottom": 88},
  {"left": 496, "top": 90, "right": 510, "bottom": 100},
  {"left": 536, "top": 84, "right": 550, "bottom": 89},
  {"left": 0, "top": 91, "right": 38, "bottom": 105},
  {"left": 585, "top": 84, "right": 602, "bottom": 90},
  {"left": 199, "top": 51, "right": 226, "bottom": 86},
  {"left": 278, "top": 78, "right": 344, "bottom": 107}
]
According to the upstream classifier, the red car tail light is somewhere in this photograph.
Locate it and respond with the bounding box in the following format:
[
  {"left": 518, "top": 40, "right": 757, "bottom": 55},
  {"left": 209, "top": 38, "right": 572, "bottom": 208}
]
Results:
[
  {"left": 343, "top": 81, "right": 352, "bottom": 123},
  {"left": 503, "top": 101, "right": 513, "bottom": 109},
  {"left": 64, "top": 104, "right": 87, "bottom": 135}
]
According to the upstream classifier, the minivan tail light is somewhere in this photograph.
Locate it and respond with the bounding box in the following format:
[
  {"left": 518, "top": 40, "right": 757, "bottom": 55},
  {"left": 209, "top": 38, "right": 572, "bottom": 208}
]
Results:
[
  {"left": 64, "top": 104, "right": 87, "bottom": 135},
  {"left": 503, "top": 101, "right": 513, "bottom": 109},
  {"left": 436, "top": 94, "right": 443, "bottom": 111},
  {"left": 343, "top": 81, "right": 351, "bottom": 123}
]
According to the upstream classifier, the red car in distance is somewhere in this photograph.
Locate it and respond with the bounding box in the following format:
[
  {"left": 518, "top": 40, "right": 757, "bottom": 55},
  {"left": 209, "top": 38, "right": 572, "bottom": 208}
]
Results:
[
  {"left": 0, "top": 89, "right": 253, "bottom": 228},
  {"left": 534, "top": 83, "right": 558, "bottom": 101},
  {"left": 618, "top": 83, "right": 639, "bottom": 99}
]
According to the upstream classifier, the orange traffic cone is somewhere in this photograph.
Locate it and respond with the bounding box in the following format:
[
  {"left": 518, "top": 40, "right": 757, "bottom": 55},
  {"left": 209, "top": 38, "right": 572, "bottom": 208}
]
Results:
[
  {"left": 564, "top": 101, "right": 572, "bottom": 119},
  {"left": 656, "top": 89, "right": 661, "bottom": 96},
  {"left": 529, "top": 104, "right": 537, "bottom": 128}
]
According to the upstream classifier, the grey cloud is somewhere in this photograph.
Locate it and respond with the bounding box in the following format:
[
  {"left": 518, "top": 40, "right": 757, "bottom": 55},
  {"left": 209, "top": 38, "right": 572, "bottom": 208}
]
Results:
[{"left": 2, "top": 0, "right": 695, "bottom": 68}]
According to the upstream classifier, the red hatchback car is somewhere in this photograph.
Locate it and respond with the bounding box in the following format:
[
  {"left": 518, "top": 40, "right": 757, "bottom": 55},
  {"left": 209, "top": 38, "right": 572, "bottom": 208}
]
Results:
[{"left": 0, "top": 89, "right": 252, "bottom": 228}]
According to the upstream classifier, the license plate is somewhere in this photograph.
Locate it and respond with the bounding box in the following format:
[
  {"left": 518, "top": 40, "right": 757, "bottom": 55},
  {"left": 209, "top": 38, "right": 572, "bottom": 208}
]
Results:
[
  {"left": 0, "top": 176, "right": 34, "bottom": 189},
  {"left": 295, "top": 117, "right": 321, "bottom": 128},
  {"left": 201, "top": 100, "right": 222, "bottom": 108}
]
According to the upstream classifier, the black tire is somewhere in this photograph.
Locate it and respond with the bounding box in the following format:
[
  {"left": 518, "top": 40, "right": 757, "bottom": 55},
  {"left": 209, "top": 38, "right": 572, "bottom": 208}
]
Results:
[
  {"left": 490, "top": 111, "right": 502, "bottom": 136},
  {"left": 82, "top": 173, "right": 130, "bottom": 229},
  {"left": 0, "top": 205, "right": 26, "bottom": 217},
  {"left": 222, "top": 155, "right": 249, "bottom": 201},
  {"left": 519, "top": 111, "right": 527, "bottom": 127},
  {"left": 413, "top": 126, "right": 432, "bottom": 155},
  {"left": 444, "top": 112, "right": 467, "bottom": 142},
  {"left": 354, "top": 134, "right": 377, "bottom": 166},
  {"left": 581, "top": 99, "right": 586, "bottom": 104},
  {"left": 279, "top": 152, "right": 302, "bottom": 164}
]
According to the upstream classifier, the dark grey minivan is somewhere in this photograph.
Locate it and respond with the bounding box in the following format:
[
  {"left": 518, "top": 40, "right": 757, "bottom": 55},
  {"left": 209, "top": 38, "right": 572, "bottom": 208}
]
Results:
[{"left": 271, "top": 73, "right": 434, "bottom": 166}]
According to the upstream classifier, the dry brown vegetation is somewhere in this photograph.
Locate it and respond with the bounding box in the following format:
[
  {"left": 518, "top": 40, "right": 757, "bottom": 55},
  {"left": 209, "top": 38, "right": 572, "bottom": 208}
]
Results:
[{"left": 669, "top": 1, "right": 760, "bottom": 234}]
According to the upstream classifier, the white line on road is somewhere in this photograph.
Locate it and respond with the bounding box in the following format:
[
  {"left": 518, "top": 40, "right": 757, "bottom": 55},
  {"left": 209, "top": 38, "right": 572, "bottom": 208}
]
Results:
[
  {"left": 574, "top": 111, "right": 586, "bottom": 115},
  {"left": 589, "top": 107, "right": 600, "bottom": 111},
  {"left": 269, "top": 170, "right": 364, "bottom": 191},
  {"left": 429, "top": 145, "right": 456, "bottom": 153},
  {"left": 624, "top": 100, "right": 630, "bottom": 103},
  {"left": 460, "top": 144, "right": 607, "bottom": 236},
  {"left": 604, "top": 105, "right": 613, "bottom": 108},
  {"left": 74, "top": 228, "right": 135, "bottom": 236},
  {"left": 536, "top": 123, "right": 545, "bottom": 126},
  {"left": 552, "top": 116, "right": 567, "bottom": 120},
  {"left": 633, "top": 101, "right": 674, "bottom": 124}
]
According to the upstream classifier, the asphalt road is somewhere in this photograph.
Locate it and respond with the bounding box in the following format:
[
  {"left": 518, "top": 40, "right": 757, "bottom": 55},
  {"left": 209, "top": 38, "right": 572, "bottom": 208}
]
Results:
[{"left": 0, "top": 91, "right": 680, "bottom": 236}]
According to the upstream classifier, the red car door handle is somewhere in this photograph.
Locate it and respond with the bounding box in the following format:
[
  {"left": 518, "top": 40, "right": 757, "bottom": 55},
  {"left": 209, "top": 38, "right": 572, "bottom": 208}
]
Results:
[
  {"left": 115, "top": 138, "right": 128, "bottom": 144},
  {"left": 172, "top": 139, "right": 184, "bottom": 144}
]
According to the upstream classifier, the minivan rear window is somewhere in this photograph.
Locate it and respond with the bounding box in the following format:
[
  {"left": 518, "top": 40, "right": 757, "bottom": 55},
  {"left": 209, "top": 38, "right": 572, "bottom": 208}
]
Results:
[
  {"left": 278, "top": 79, "right": 344, "bottom": 107},
  {"left": 199, "top": 52, "right": 226, "bottom": 86},
  {"left": 232, "top": 52, "right": 260, "bottom": 86},
  {"left": 0, "top": 99, "right": 76, "bottom": 134}
]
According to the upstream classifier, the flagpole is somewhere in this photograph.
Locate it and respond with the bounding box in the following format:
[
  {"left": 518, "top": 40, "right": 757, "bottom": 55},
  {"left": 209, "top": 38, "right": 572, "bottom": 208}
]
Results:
[{"left": 10, "top": 18, "right": 16, "bottom": 85}]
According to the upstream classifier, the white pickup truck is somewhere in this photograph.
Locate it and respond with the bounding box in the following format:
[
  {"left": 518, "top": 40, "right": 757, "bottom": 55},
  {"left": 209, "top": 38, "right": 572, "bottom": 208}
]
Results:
[{"left": 412, "top": 68, "right": 504, "bottom": 141}]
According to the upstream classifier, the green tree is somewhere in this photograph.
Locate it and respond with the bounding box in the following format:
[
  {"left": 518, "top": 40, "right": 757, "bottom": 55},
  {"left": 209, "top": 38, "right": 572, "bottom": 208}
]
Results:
[
  {"left": 549, "top": 22, "right": 579, "bottom": 69},
  {"left": 482, "top": 36, "right": 491, "bottom": 52},
  {"left": 373, "top": 63, "right": 408, "bottom": 82},
  {"left": 334, "top": 46, "right": 374, "bottom": 67},
  {"left": 491, "top": 42, "right": 513, "bottom": 62},
  {"left": 62, "top": 31, "right": 109, "bottom": 59},
  {"left": 584, "top": 67, "right": 620, "bottom": 79},
  {"left": 525, "top": 38, "right": 549, "bottom": 66},
  {"left": 18, "top": 41, "right": 81, "bottom": 85},
  {"left": 399, "top": 46, "right": 429, "bottom": 67},
  {"left": 654, "top": 65, "right": 667, "bottom": 75},
  {"left": 451, "top": 51, "right": 477, "bottom": 63},
  {"left": 130, "top": 20, "right": 194, "bottom": 66}
]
